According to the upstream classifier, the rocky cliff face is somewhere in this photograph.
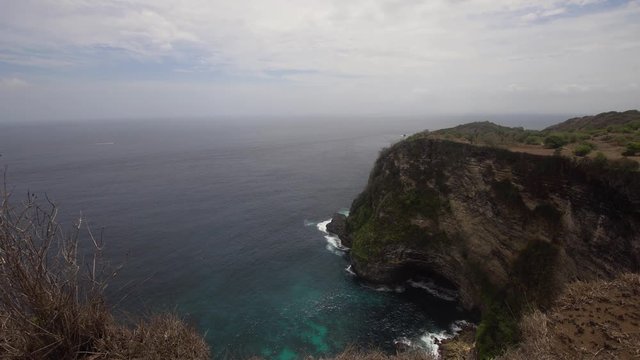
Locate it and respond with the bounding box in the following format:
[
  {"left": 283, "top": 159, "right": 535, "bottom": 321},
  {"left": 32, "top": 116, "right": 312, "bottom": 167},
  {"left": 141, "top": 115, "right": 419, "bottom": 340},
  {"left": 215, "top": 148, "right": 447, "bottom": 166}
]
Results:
[{"left": 339, "top": 138, "right": 640, "bottom": 311}]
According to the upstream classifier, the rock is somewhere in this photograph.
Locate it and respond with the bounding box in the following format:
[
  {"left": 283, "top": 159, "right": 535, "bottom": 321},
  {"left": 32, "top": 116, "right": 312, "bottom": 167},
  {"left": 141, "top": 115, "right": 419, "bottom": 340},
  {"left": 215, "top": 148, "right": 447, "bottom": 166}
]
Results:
[
  {"left": 439, "top": 323, "right": 477, "bottom": 360},
  {"left": 344, "top": 138, "right": 640, "bottom": 311},
  {"left": 326, "top": 213, "right": 351, "bottom": 247}
]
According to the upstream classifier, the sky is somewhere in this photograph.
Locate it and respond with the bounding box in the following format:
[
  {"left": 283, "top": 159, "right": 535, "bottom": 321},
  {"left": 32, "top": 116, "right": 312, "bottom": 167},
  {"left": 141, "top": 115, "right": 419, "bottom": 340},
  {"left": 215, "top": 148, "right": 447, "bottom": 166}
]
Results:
[{"left": 0, "top": 0, "right": 638, "bottom": 121}]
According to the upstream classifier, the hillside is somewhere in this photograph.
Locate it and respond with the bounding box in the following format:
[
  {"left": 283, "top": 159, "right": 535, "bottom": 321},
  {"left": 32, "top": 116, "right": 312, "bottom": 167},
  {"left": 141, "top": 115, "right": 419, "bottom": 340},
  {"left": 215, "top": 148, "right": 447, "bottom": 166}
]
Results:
[
  {"left": 412, "top": 110, "right": 640, "bottom": 162},
  {"left": 327, "top": 112, "right": 640, "bottom": 358},
  {"left": 546, "top": 110, "right": 640, "bottom": 132}
]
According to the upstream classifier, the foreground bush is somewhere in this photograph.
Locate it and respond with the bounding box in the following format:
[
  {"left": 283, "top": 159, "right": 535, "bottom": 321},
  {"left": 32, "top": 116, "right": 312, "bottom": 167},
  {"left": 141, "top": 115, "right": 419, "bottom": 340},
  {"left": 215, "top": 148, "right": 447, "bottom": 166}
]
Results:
[{"left": 0, "top": 188, "right": 209, "bottom": 359}]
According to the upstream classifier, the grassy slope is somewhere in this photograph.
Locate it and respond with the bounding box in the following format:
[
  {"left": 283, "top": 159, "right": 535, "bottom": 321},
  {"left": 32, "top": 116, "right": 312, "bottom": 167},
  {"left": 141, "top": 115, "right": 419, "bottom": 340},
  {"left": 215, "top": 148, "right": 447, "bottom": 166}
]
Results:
[{"left": 411, "top": 110, "right": 640, "bottom": 162}]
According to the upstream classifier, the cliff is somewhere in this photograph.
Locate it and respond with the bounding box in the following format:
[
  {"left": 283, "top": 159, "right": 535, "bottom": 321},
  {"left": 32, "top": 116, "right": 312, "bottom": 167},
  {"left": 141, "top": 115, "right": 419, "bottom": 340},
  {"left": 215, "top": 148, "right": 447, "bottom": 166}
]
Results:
[{"left": 329, "top": 135, "right": 640, "bottom": 358}]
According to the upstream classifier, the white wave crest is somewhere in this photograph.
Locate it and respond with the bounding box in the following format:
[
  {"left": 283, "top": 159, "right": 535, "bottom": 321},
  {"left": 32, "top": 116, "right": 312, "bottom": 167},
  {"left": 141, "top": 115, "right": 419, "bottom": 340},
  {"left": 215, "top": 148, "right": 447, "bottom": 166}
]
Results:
[
  {"left": 362, "top": 284, "right": 406, "bottom": 293},
  {"left": 419, "top": 320, "right": 470, "bottom": 358},
  {"left": 420, "top": 330, "right": 450, "bottom": 357},
  {"left": 317, "top": 218, "right": 349, "bottom": 255},
  {"left": 317, "top": 219, "right": 330, "bottom": 233},
  {"left": 393, "top": 337, "right": 412, "bottom": 350},
  {"left": 325, "top": 235, "right": 349, "bottom": 251},
  {"left": 345, "top": 265, "right": 356, "bottom": 276},
  {"left": 407, "top": 280, "right": 457, "bottom": 302}
]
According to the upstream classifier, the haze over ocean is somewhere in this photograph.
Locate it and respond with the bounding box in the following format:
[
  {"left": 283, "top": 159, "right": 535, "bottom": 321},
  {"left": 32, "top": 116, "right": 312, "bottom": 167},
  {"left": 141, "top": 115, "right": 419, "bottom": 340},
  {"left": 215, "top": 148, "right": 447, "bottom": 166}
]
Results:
[{"left": 0, "top": 115, "right": 562, "bottom": 358}]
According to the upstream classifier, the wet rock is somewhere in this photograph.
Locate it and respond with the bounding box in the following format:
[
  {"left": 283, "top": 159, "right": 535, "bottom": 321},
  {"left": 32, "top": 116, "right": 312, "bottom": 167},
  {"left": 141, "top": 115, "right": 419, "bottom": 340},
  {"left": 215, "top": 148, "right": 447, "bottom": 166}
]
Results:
[{"left": 326, "top": 213, "right": 351, "bottom": 247}]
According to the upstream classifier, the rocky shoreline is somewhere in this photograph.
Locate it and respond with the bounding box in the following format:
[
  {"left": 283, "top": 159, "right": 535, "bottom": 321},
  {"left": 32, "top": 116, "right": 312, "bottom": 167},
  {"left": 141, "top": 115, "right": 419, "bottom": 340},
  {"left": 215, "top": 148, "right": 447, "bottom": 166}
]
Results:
[
  {"left": 326, "top": 213, "right": 350, "bottom": 247},
  {"left": 326, "top": 213, "right": 474, "bottom": 358}
]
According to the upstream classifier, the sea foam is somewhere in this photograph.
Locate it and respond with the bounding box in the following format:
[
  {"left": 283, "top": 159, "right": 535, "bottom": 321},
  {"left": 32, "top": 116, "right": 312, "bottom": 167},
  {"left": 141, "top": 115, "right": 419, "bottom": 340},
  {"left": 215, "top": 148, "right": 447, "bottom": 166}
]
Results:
[
  {"left": 407, "top": 280, "right": 458, "bottom": 302},
  {"left": 317, "top": 219, "right": 349, "bottom": 255},
  {"left": 419, "top": 320, "right": 470, "bottom": 357},
  {"left": 345, "top": 265, "right": 356, "bottom": 276}
]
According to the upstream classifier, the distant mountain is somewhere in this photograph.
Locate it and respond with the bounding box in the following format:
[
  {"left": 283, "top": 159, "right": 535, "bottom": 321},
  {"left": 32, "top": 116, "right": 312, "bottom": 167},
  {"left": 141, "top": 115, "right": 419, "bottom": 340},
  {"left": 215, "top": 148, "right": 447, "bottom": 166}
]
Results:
[
  {"left": 545, "top": 110, "right": 640, "bottom": 132},
  {"left": 432, "top": 121, "right": 519, "bottom": 135}
]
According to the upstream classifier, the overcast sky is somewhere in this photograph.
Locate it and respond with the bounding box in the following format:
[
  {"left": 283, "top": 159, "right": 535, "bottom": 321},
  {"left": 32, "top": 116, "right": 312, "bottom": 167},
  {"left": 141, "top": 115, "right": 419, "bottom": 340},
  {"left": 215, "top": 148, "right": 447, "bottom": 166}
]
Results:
[{"left": 0, "top": 0, "right": 638, "bottom": 121}]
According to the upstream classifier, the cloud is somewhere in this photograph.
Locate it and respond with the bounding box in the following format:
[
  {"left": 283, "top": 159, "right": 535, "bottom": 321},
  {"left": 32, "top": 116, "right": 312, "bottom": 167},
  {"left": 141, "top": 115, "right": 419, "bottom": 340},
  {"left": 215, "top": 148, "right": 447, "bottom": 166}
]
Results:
[
  {"left": 0, "top": 77, "right": 29, "bottom": 89},
  {"left": 0, "top": 0, "right": 638, "bottom": 120}
]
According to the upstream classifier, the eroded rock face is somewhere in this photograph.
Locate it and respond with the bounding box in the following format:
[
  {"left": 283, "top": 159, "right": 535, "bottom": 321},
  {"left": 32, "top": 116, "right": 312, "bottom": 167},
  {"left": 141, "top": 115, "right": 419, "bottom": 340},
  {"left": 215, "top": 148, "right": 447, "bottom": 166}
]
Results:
[
  {"left": 346, "top": 139, "right": 640, "bottom": 310},
  {"left": 326, "top": 213, "right": 350, "bottom": 247}
]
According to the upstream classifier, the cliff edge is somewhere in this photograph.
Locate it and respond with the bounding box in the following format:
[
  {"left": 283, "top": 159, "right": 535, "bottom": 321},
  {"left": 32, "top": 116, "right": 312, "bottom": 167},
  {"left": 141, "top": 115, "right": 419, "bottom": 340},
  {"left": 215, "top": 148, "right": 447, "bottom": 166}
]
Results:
[{"left": 330, "top": 127, "right": 640, "bottom": 358}]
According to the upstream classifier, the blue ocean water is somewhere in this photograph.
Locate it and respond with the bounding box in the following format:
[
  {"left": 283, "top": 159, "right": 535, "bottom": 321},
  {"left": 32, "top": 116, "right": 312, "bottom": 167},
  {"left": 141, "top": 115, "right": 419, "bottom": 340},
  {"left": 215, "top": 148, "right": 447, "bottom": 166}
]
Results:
[{"left": 0, "top": 116, "right": 561, "bottom": 358}]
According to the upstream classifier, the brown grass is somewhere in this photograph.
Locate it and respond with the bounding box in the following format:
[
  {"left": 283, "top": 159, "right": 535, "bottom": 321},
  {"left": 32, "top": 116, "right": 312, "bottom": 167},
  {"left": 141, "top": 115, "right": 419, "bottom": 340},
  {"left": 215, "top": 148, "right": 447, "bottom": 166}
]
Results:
[
  {"left": 321, "top": 346, "right": 436, "bottom": 360},
  {"left": 96, "top": 314, "right": 210, "bottom": 359},
  {"left": 0, "top": 183, "right": 209, "bottom": 359},
  {"left": 499, "top": 274, "right": 640, "bottom": 360},
  {"left": 497, "top": 310, "right": 553, "bottom": 360}
]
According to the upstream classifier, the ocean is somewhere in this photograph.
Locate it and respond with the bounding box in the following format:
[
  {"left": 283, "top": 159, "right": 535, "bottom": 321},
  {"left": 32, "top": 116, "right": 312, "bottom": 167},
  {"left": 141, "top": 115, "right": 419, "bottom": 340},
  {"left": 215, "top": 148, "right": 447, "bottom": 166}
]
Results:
[{"left": 0, "top": 115, "right": 561, "bottom": 359}]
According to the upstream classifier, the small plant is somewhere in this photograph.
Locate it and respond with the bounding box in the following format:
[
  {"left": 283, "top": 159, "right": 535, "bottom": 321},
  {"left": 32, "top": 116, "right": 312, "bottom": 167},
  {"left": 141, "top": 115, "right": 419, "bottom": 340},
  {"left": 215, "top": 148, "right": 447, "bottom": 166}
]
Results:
[
  {"left": 593, "top": 152, "right": 608, "bottom": 166},
  {"left": 573, "top": 142, "right": 595, "bottom": 157},
  {"left": 622, "top": 142, "right": 640, "bottom": 156}
]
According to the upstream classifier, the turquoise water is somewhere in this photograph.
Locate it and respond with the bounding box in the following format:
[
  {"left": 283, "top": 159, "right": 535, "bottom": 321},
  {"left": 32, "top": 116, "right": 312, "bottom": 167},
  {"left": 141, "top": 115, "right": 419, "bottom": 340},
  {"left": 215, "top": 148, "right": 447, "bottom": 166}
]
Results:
[{"left": 0, "top": 117, "right": 550, "bottom": 357}]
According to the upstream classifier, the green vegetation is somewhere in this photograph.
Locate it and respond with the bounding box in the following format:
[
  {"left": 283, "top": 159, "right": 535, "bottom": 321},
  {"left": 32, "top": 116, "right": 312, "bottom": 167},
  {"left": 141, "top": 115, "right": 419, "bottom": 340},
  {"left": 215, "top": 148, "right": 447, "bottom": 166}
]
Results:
[
  {"left": 475, "top": 296, "right": 520, "bottom": 360},
  {"left": 417, "top": 111, "right": 640, "bottom": 169},
  {"left": 476, "top": 241, "right": 559, "bottom": 359},
  {"left": 349, "top": 188, "right": 449, "bottom": 261},
  {"left": 524, "top": 135, "right": 542, "bottom": 145},
  {"left": 594, "top": 151, "right": 607, "bottom": 163},
  {"left": 423, "top": 121, "right": 534, "bottom": 147},
  {"left": 347, "top": 140, "right": 458, "bottom": 261},
  {"left": 400, "top": 188, "right": 447, "bottom": 219},
  {"left": 546, "top": 110, "right": 640, "bottom": 132},
  {"left": 543, "top": 134, "right": 568, "bottom": 149},
  {"left": 623, "top": 142, "right": 640, "bottom": 156},
  {"left": 573, "top": 142, "right": 595, "bottom": 156}
]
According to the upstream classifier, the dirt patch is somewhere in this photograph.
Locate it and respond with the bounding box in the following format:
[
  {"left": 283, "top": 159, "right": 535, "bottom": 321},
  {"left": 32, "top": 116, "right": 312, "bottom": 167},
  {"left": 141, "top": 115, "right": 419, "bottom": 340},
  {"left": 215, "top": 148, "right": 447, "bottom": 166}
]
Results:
[
  {"left": 500, "top": 274, "right": 640, "bottom": 360},
  {"left": 548, "top": 274, "right": 640, "bottom": 359}
]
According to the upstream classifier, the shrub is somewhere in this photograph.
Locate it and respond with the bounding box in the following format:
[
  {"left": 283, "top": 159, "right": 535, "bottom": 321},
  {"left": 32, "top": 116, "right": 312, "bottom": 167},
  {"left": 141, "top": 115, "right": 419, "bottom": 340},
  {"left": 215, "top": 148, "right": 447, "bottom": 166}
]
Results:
[
  {"left": 476, "top": 301, "right": 519, "bottom": 360},
  {"left": 573, "top": 142, "right": 595, "bottom": 157},
  {"left": 0, "top": 188, "right": 209, "bottom": 359},
  {"left": 543, "top": 135, "right": 567, "bottom": 149},
  {"left": 524, "top": 136, "right": 542, "bottom": 145},
  {"left": 593, "top": 152, "right": 608, "bottom": 167},
  {"left": 622, "top": 142, "right": 640, "bottom": 156}
]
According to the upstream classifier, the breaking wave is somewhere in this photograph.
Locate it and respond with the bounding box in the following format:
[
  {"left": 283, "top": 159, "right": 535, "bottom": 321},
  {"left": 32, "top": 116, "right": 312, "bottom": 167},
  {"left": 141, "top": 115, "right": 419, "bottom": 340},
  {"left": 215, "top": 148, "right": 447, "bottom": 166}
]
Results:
[{"left": 317, "top": 219, "right": 349, "bottom": 255}]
